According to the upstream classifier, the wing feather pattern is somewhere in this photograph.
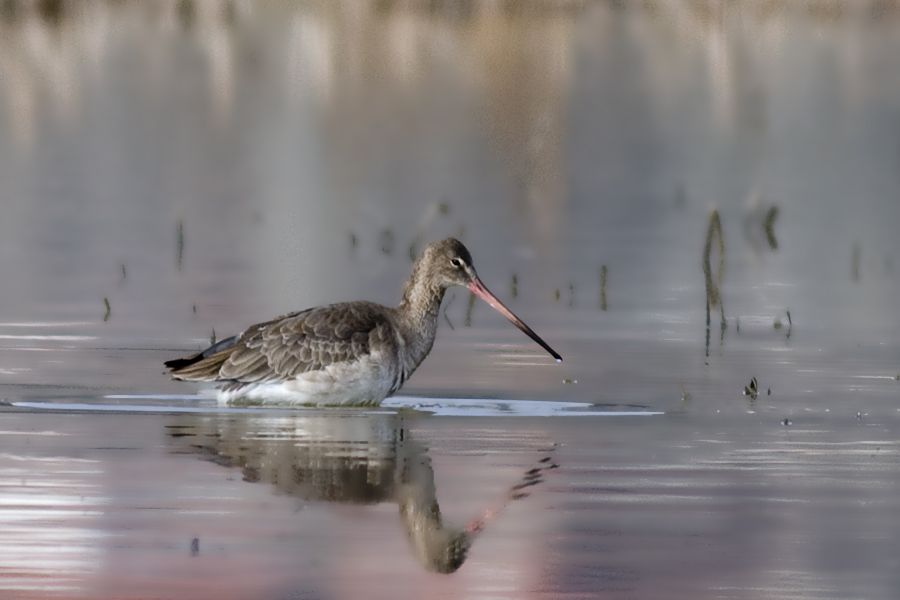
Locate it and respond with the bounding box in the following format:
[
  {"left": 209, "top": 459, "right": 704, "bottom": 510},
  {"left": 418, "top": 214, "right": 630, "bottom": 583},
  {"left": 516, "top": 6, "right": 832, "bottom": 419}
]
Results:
[{"left": 209, "top": 302, "right": 396, "bottom": 384}]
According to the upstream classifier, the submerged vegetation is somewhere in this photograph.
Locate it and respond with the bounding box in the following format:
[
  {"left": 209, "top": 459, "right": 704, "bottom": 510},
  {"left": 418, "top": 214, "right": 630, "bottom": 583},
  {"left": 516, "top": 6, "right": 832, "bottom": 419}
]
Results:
[{"left": 743, "top": 376, "right": 759, "bottom": 401}]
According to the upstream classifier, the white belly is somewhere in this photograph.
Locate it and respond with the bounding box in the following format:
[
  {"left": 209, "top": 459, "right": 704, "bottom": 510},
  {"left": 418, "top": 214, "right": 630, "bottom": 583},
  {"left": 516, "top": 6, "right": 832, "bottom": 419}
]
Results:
[{"left": 216, "top": 353, "right": 399, "bottom": 407}]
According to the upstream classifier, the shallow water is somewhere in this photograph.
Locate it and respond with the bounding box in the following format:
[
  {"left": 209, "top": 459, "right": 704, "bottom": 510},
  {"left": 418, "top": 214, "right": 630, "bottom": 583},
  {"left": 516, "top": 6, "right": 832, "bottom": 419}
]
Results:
[
  {"left": 1, "top": 1, "right": 900, "bottom": 598},
  {"left": 2, "top": 406, "right": 899, "bottom": 599}
]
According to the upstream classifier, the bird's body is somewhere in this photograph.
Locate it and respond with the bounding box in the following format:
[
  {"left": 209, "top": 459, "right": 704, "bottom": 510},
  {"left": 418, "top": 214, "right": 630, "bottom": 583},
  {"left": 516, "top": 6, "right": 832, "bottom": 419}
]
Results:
[
  {"left": 165, "top": 238, "right": 561, "bottom": 406},
  {"left": 170, "top": 302, "right": 430, "bottom": 406}
]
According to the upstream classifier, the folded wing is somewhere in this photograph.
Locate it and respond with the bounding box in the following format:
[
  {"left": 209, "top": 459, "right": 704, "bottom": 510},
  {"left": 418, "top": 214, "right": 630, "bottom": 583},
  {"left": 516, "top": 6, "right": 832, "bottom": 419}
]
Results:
[{"left": 166, "top": 303, "right": 396, "bottom": 384}]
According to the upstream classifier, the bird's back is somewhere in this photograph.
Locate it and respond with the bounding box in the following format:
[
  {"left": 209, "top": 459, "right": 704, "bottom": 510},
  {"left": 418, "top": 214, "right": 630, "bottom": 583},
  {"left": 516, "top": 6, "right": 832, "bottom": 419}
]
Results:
[{"left": 166, "top": 302, "right": 401, "bottom": 390}]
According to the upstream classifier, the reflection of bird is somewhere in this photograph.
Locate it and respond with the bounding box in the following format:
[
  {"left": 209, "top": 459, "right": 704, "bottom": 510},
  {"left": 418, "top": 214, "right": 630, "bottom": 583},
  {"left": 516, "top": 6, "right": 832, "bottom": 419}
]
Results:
[
  {"left": 167, "top": 413, "right": 557, "bottom": 574},
  {"left": 166, "top": 413, "right": 470, "bottom": 572},
  {"left": 395, "top": 439, "right": 470, "bottom": 573},
  {"left": 165, "top": 238, "right": 561, "bottom": 406}
]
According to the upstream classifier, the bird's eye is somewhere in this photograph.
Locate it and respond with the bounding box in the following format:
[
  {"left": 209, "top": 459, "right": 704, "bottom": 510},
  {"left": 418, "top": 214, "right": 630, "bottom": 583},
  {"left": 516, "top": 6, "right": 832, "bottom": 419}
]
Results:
[{"left": 450, "top": 257, "right": 465, "bottom": 269}]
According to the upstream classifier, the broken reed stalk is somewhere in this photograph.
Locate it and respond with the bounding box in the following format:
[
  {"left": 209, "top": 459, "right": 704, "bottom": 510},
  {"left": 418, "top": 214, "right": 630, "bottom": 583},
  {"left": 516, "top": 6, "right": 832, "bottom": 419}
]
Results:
[
  {"left": 176, "top": 219, "right": 185, "bottom": 271},
  {"left": 703, "top": 209, "right": 725, "bottom": 310},
  {"left": 379, "top": 229, "right": 395, "bottom": 255},
  {"left": 442, "top": 292, "right": 456, "bottom": 330},
  {"left": 464, "top": 291, "right": 476, "bottom": 327},
  {"left": 763, "top": 206, "right": 779, "bottom": 250},
  {"left": 703, "top": 210, "right": 726, "bottom": 357},
  {"left": 599, "top": 265, "right": 607, "bottom": 311}
]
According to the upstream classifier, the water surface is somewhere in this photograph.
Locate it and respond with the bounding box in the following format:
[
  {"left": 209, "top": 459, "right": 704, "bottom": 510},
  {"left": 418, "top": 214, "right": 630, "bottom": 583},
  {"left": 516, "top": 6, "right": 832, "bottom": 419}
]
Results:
[{"left": 1, "top": 1, "right": 899, "bottom": 598}]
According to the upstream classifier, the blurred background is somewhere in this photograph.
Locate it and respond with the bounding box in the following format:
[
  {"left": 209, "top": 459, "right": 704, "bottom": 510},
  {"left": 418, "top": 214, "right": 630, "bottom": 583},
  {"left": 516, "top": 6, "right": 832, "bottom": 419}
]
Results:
[{"left": 1, "top": 0, "right": 898, "bottom": 407}]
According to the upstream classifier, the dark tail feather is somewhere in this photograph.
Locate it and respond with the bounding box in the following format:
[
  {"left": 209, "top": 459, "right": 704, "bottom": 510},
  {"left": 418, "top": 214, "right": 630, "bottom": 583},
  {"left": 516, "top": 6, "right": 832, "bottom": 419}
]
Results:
[
  {"left": 165, "top": 336, "right": 237, "bottom": 380},
  {"left": 163, "top": 356, "right": 199, "bottom": 371},
  {"left": 165, "top": 335, "right": 237, "bottom": 369}
]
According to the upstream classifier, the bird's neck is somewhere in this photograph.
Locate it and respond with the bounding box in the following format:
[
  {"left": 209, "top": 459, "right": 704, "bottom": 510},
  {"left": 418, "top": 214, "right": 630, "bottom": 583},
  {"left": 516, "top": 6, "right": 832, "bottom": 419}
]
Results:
[
  {"left": 396, "top": 264, "right": 447, "bottom": 369},
  {"left": 398, "top": 261, "right": 446, "bottom": 323}
]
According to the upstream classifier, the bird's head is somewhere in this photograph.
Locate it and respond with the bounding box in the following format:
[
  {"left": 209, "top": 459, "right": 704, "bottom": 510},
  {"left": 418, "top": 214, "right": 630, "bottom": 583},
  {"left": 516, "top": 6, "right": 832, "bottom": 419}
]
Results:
[{"left": 411, "top": 238, "right": 562, "bottom": 362}]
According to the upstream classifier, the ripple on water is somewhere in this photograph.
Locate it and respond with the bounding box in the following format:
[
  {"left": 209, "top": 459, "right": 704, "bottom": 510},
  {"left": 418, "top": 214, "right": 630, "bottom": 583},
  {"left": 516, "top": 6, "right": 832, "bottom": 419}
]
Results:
[{"left": 8, "top": 395, "right": 665, "bottom": 418}]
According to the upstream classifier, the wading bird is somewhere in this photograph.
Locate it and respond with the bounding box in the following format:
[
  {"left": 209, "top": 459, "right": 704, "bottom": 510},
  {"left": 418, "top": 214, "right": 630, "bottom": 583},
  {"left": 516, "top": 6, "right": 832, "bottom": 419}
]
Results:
[{"left": 165, "top": 238, "right": 561, "bottom": 406}]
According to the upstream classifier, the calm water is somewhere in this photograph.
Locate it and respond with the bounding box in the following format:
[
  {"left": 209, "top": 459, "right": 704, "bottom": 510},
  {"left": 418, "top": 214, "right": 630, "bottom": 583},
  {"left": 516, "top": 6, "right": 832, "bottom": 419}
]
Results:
[{"left": 1, "top": 1, "right": 899, "bottom": 598}]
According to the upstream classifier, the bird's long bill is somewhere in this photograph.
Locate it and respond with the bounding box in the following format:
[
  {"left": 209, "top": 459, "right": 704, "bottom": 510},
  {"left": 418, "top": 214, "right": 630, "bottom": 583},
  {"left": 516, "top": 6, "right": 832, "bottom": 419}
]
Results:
[{"left": 467, "top": 277, "right": 562, "bottom": 362}]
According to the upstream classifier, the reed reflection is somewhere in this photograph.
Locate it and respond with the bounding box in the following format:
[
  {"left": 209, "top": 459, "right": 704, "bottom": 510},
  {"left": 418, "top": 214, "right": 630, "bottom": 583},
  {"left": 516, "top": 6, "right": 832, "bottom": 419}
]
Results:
[{"left": 165, "top": 412, "right": 555, "bottom": 574}]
